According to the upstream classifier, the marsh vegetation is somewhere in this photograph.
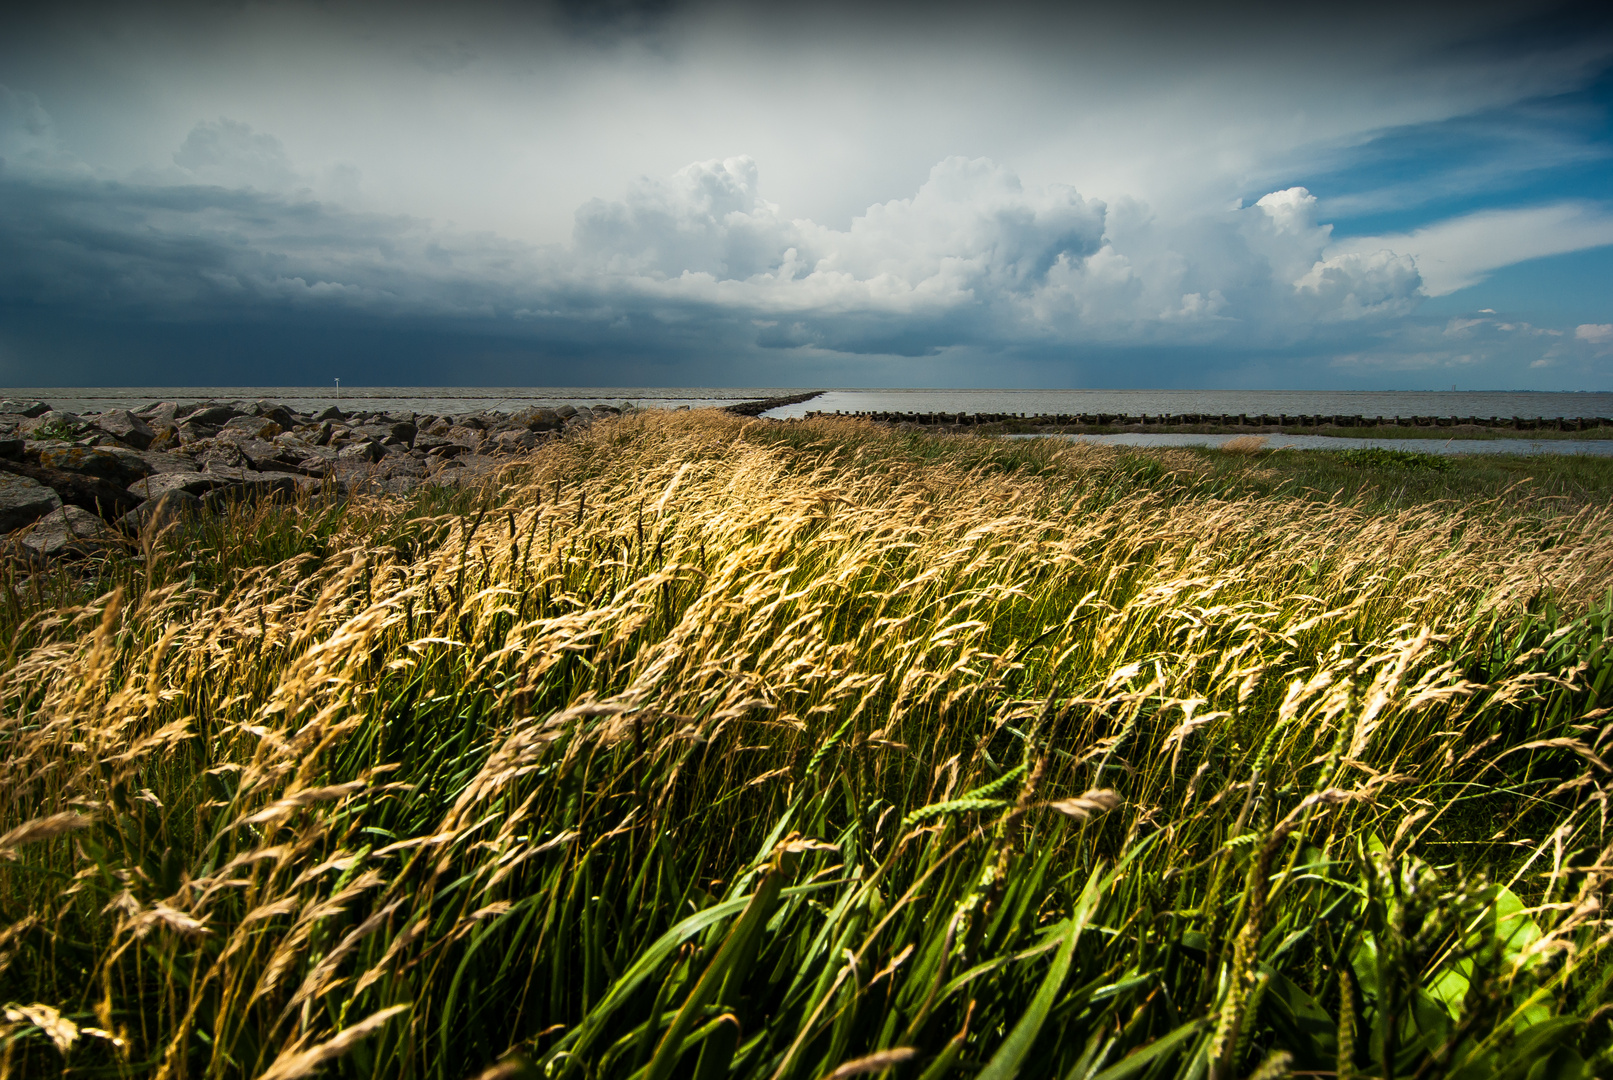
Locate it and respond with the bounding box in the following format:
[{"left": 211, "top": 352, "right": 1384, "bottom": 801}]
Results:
[{"left": 3, "top": 412, "right": 1612, "bottom": 1079}]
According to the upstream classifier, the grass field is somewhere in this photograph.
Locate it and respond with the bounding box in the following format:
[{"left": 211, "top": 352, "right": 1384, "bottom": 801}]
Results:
[{"left": 3, "top": 412, "right": 1613, "bottom": 1080}]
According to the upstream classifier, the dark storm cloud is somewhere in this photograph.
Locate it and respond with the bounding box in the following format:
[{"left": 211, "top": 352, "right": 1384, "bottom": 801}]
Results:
[
  {"left": 1, "top": 139, "right": 1604, "bottom": 386},
  {"left": 555, "top": 0, "right": 678, "bottom": 41},
  {"left": 0, "top": 153, "right": 1433, "bottom": 371},
  {"left": 1, "top": 0, "right": 1611, "bottom": 387},
  {"left": 0, "top": 172, "right": 428, "bottom": 317}
]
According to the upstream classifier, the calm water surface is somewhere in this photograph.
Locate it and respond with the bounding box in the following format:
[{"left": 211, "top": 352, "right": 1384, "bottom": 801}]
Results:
[
  {"left": 1, "top": 387, "right": 805, "bottom": 415},
  {"left": 762, "top": 388, "right": 1613, "bottom": 420},
  {"left": 6, "top": 387, "right": 1611, "bottom": 420},
  {"left": 1016, "top": 433, "right": 1613, "bottom": 456}
]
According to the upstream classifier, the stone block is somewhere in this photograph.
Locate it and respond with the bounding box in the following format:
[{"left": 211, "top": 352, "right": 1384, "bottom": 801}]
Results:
[
  {"left": 37, "top": 445, "right": 157, "bottom": 485},
  {"left": 93, "top": 409, "right": 157, "bottom": 450},
  {"left": 219, "top": 415, "right": 284, "bottom": 440},
  {"left": 126, "top": 472, "right": 234, "bottom": 500},
  {"left": 136, "top": 401, "right": 180, "bottom": 426},
  {"left": 0, "top": 399, "right": 51, "bottom": 418},
  {"left": 1, "top": 472, "right": 63, "bottom": 532},
  {"left": 120, "top": 490, "right": 202, "bottom": 535},
  {"left": 510, "top": 407, "right": 562, "bottom": 432},
  {"left": 252, "top": 401, "right": 296, "bottom": 430},
  {"left": 337, "top": 440, "right": 386, "bottom": 464},
  {"left": 20, "top": 505, "right": 112, "bottom": 559},
  {"left": 19, "top": 410, "right": 84, "bottom": 439},
  {"left": 181, "top": 404, "right": 240, "bottom": 426}
]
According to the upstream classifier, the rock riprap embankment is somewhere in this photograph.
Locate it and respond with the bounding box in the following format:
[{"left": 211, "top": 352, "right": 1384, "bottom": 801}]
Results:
[{"left": 0, "top": 396, "right": 617, "bottom": 560}]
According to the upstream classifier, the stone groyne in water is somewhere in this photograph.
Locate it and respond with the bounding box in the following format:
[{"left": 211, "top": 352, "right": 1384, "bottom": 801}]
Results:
[{"left": 805, "top": 409, "right": 1613, "bottom": 434}]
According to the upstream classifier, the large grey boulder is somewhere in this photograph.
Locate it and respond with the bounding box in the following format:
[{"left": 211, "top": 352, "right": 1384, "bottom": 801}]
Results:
[
  {"left": 36, "top": 445, "right": 157, "bottom": 485},
  {"left": 1, "top": 458, "right": 142, "bottom": 520},
  {"left": 202, "top": 474, "right": 311, "bottom": 509},
  {"left": 19, "top": 410, "right": 84, "bottom": 439},
  {"left": 346, "top": 423, "right": 396, "bottom": 443},
  {"left": 1, "top": 472, "right": 63, "bottom": 532},
  {"left": 120, "top": 490, "right": 201, "bottom": 535},
  {"left": 176, "top": 420, "right": 220, "bottom": 444},
  {"left": 252, "top": 401, "right": 296, "bottom": 430},
  {"left": 231, "top": 437, "right": 292, "bottom": 472},
  {"left": 123, "top": 449, "right": 199, "bottom": 474},
  {"left": 195, "top": 441, "right": 250, "bottom": 472},
  {"left": 219, "top": 415, "right": 284, "bottom": 441},
  {"left": 93, "top": 409, "right": 158, "bottom": 450},
  {"left": 245, "top": 450, "right": 325, "bottom": 479},
  {"left": 127, "top": 472, "right": 235, "bottom": 501},
  {"left": 180, "top": 404, "right": 240, "bottom": 426},
  {"left": 490, "top": 430, "right": 540, "bottom": 453},
  {"left": 424, "top": 442, "right": 472, "bottom": 461},
  {"left": 337, "top": 440, "right": 386, "bottom": 464},
  {"left": 510, "top": 407, "right": 562, "bottom": 432},
  {"left": 136, "top": 401, "right": 180, "bottom": 426},
  {"left": 21, "top": 505, "right": 112, "bottom": 559},
  {"left": 0, "top": 400, "right": 50, "bottom": 419}
]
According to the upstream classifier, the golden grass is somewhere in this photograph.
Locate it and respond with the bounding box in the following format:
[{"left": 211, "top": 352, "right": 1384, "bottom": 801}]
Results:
[{"left": 3, "top": 410, "right": 1612, "bottom": 1078}]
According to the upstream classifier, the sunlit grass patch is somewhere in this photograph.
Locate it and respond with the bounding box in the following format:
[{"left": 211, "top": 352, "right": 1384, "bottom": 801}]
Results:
[
  {"left": 3, "top": 410, "right": 1613, "bottom": 1079},
  {"left": 1337, "top": 447, "right": 1453, "bottom": 472}
]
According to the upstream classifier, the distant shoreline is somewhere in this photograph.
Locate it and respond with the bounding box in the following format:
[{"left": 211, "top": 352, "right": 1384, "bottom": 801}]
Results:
[{"left": 802, "top": 409, "right": 1613, "bottom": 441}]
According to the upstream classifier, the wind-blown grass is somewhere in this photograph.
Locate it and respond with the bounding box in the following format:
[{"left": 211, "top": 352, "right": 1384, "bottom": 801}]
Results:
[{"left": 3, "top": 411, "right": 1613, "bottom": 1080}]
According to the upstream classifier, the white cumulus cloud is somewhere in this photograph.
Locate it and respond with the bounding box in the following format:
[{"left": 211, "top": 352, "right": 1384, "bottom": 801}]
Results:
[
  {"left": 174, "top": 119, "right": 301, "bottom": 191},
  {"left": 565, "top": 168, "right": 1423, "bottom": 351},
  {"left": 1329, "top": 202, "right": 1613, "bottom": 296},
  {"left": 1293, "top": 250, "right": 1422, "bottom": 320}
]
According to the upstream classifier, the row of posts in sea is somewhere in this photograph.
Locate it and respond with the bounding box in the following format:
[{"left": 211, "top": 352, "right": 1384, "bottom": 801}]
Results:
[{"left": 805, "top": 410, "right": 1613, "bottom": 431}]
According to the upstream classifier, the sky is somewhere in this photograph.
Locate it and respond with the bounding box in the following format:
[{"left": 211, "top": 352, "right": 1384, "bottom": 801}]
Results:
[{"left": 1, "top": 0, "right": 1611, "bottom": 390}]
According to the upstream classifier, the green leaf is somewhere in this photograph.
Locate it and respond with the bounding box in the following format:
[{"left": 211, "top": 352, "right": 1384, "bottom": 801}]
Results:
[
  {"left": 642, "top": 867, "right": 788, "bottom": 1080},
  {"left": 975, "top": 851, "right": 1126, "bottom": 1080},
  {"left": 1525, "top": 1045, "right": 1587, "bottom": 1080},
  {"left": 972, "top": 915, "right": 1080, "bottom": 1080},
  {"left": 1088, "top": 1019, "right": 1205, "bottom": 1080},
  {"left": 1490, "top": 885, "right": 1545, "bottom": 971},
  {"left": 1257, "top": 965, "right": 1335, "bottom": 1069},
  {"left": 547, "top": 879, "right": 834, "bottom": 1065}
]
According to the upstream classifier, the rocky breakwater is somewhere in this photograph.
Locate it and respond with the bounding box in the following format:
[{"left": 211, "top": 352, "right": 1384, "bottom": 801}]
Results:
[{"left": 0, "top": 396, "right": 614, "bottom": 562}]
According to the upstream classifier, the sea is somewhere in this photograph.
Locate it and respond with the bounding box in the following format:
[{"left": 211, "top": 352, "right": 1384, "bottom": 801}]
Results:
[
  {"left": 7, "top": 386, "right": 1613, "bottom": 420},
  {"left": 6, "top": 386, "right": 1613, "bottom": 456},
  {"left": 2, "top": 387, "right": 777, "bottom": 415},
  {"left": 1011, "top": 433, "right": 1613, "bottom": 457},
  {"left": 759, "top": 388, "right": 1613, "bottom": 421}
]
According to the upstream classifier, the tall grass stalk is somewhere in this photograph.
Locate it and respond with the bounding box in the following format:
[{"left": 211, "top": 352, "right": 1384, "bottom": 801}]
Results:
[{"left": 3, "top": 411, "right": 1612, "bottom": 1079}]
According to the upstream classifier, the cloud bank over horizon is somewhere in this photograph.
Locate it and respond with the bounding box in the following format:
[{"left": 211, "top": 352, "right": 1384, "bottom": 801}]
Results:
[{"left": 1, "top": 0, "right": 1611, "bottom": 388}]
